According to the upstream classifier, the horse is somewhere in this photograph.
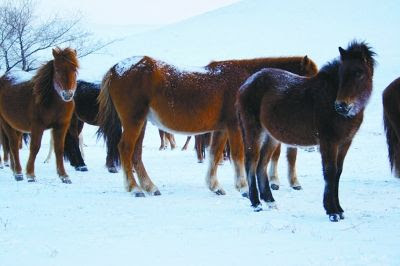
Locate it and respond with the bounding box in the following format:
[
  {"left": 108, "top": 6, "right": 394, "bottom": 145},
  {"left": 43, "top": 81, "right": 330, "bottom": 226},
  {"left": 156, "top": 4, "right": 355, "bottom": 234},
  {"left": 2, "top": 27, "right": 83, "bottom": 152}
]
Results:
[
  {"left": 97, "top": 55, "right": 318, "bottom": 197},
  {"left": 237, "top": 41, "right": 376, "bottom": 222},
  {"left": 158, "top": 129, "right": 176, "bottom": 150},
  {"left": 0, "top": 47, "right": 79, "bottom": 182},
  {"left": 383, "top": 76, "right": 400, "bottom": 177}
]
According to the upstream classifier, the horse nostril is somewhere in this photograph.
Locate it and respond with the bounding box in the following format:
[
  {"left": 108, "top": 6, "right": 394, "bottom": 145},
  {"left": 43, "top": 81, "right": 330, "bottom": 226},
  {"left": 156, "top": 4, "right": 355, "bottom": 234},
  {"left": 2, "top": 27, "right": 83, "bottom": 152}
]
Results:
[{"left": 335, "top": 101, "right": 350, "bottom": 114}]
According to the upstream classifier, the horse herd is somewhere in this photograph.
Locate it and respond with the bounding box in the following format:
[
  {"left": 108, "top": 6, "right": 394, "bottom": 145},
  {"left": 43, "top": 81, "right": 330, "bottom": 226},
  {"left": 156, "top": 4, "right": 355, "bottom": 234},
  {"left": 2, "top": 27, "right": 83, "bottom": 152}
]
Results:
[{"left": 0, "top": 41, "right": 398, "bottom": 222}]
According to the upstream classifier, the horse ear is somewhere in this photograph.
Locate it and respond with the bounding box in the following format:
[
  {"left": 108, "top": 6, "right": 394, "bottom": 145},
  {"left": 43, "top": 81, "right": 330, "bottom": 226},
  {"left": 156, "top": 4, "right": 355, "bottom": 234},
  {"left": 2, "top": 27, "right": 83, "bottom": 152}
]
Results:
[
  {"left": 52, "top": 48, "right": 58, "bottom": 58},
  {"left": 338, "top": 47, "right": 347, "bottom": 58},
  {"left": 302, "top": 55, "right": 309, "bottom": 66}
]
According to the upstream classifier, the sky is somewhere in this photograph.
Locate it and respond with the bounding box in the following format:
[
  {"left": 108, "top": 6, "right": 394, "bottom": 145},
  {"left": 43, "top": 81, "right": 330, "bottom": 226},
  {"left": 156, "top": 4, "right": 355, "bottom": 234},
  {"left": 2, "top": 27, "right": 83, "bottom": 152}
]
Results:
[{"left": 38, "top": 0, "right": 242, "bottom": 25}]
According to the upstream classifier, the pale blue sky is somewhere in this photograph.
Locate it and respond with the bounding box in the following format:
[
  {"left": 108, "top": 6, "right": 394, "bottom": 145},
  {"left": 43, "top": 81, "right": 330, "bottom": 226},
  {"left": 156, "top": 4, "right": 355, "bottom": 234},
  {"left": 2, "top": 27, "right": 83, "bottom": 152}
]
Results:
[{"left": 38, "top": 0, "right": 242, "bottom": 25}]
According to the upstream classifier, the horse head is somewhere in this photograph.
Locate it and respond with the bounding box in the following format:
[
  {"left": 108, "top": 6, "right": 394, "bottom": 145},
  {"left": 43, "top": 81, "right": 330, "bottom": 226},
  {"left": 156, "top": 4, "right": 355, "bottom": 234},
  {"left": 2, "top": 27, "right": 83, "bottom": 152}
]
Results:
[
  {"left": 335, "top": 41, "right": 376, "bottom": 117},
  {"left": 52, "top": 47, "right": 79, "bottom": 102}
]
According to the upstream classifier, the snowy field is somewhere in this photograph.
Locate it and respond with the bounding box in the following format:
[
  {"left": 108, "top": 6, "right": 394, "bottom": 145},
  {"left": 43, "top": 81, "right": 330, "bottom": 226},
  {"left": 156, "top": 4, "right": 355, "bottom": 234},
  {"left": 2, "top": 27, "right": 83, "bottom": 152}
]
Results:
[{"left": 1, "top": 0, "right": 400, "bottom": 265}]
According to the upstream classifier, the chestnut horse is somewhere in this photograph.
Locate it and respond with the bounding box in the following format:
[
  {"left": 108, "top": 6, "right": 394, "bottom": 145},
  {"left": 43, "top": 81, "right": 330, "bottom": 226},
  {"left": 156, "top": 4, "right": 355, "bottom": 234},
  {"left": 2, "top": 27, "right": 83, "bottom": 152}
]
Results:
[
  {"left": 98, "top": 55, "right": 317, "bottom": 197},
  {"left": 238, "top": 41, "right": 376, "bottom": 222},
  {"left": 0, "top": 47, "right": 79, "bottom": 182},
  {"left": 383, "top": 77, "right": 400, "bottom": 177}
]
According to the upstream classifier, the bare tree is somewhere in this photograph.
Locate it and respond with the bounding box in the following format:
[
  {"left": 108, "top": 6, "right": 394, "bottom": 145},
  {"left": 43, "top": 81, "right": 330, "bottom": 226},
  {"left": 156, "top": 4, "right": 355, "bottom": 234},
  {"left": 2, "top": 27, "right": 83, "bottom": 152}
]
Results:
[{"left": 0, "top": 0, "right": 112, "bottom": 72}]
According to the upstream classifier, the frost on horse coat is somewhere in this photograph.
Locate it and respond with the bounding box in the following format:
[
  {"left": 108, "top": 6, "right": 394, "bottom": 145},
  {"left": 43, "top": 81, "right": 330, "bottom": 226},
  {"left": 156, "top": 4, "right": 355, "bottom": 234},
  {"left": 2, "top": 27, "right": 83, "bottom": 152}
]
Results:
[
  {"left": 97, "top": 55, "right": 317, "bottom": 197},
  {"left": 238, "top": 41, "right": 375, "bottom": 221}
]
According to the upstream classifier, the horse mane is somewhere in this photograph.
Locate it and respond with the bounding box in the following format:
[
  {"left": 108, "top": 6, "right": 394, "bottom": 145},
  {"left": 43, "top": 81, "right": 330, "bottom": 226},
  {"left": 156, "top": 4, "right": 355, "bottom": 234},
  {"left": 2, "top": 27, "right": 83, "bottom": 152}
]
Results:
[
  {"left": 346, "top": 40, "right": 376, "bottom": 69},
  {"left": 32, "top": 60, "right": 55, "bottom": 106},
  {"left": 318, "top": 41, "right": 376, "bottom": 85}
]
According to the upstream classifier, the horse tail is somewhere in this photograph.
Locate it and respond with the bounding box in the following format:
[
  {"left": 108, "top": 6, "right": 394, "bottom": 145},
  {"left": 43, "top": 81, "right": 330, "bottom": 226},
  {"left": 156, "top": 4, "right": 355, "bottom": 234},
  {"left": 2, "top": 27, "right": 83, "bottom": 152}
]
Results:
[
  {"left": 96, "top": 70, "right": 121, "bottom": 168},
  {"left": 383, "top": 110, "right": 400, "bottom": 178}
]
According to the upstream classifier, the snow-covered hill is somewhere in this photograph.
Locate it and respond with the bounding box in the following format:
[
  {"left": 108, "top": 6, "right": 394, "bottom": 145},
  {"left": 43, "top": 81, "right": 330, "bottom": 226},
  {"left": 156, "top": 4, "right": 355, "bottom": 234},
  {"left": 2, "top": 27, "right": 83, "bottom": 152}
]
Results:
[{"left": 1, "top": 0, "right": 399, "bottom": 265}]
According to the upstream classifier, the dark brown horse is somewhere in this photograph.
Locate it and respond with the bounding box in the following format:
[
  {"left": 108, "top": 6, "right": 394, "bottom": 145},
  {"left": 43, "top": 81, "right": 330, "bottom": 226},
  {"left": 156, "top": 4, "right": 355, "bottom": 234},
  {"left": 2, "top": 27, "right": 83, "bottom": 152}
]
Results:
[
  {"left": 0, "top": 47, "right": 79, "bottom": 182},
  {"left": 383, "top": 77, "right": 400, "bottom": 177},
  {"left": 97, "top": 56, "right": 317, "bottom": 197},
  {"left": 238, "top": 41, "right": 376, "bottom": 222}
]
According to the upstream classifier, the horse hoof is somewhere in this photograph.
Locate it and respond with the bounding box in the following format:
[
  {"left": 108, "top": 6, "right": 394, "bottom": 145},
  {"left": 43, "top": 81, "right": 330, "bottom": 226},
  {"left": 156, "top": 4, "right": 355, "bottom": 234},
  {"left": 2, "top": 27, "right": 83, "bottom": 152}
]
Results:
[
  {"left": 153, "top": 190, "right": 161, "bottom": 196},
  {"left": 292, "top": 185, "right": 302, "bottom": 190},
  {"left": 339, "top": 212, "right": 345, "bottom": 220},
  {"left": 271, "top": 184, "right": 280, "bottom": 190},
  {"left": 108, "top": 167, "right": 118, "bottom": 173},
  {"left": 329, "top": 214, "right": 340, "bottom": 222},
  {"left": 241, "top": 192, "right": 249, "bottom": 198},
  {"left": 252, "top": 204, "right": 263, "bottom": 212},
  {"left": 134, "top": 191, "right": 146, "bottom": 197},
  {"left": 75, "top": 166, "right": 88, "bottom": 172},
  {"left": 14, "top": 174, "right": 24, "bottom": 181},
  {"left": 27, "top": 175, "right": 36, "bottom": 182},
  {"left": 215, "top": 189, "right": 226, "bottom": 195},
  {"left": 197, "top": 160, "right": 203, "bottom": 163},
  {"left": 61, "top": 177, "right": 72, "bottom": 184},
  {"left": 266, "top": 201, "right": 277, "bottom": 209}
]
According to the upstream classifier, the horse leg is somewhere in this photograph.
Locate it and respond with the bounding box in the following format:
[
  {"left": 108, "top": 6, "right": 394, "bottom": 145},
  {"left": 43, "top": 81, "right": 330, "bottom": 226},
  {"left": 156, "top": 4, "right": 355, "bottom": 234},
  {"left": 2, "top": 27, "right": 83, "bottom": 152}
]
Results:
[
  {"left": 26, "top": 127, "right": 45, "bottom": 182},
  {"left": 195, "top": 135, "right": 203, "bottom": 163},
  {"left": 227, "top": 126, "right": 248, "bottom": 197},
  {"left": 44, "top": 135, "right": 53, "bottom": 163},
  {"left": 334, "top": 141, "right": 352, "bottom": 220},
  {"left": 320, "top": 141, "right": 340, "bottom": 222},
  {"left": 206, "top": 131, "right": 228, "bottom": 195},
  {"left": 166, "top": 133, "right": 176, "bottom": 150},
  {"left": 52, "top": 126, "right": 72, "bottom": 183},
  {"left": 182, "top": 136, "right": 191, "bottom": 150},
  {"left": 268, "top": 144, "right": 281, "bottom": 190},
  {"left": 159, "top": 130, "right": 166, "bottom": 150},
  {"left": 257, "top": 136, "right": 278, "bottom": 207},
  {"left": 132, "top": 122, "right": 160, "bottom": 195},
  {"left": 1, "top": 122, "right": 23, "bottom": 180},
  {"left": 287, "top": 147, "right": 301, "bottom": 190}
]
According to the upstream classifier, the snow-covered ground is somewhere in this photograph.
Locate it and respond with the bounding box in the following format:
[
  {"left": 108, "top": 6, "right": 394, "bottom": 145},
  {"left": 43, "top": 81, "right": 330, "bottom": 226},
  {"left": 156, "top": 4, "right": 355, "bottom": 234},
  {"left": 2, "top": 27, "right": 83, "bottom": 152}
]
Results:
[{"left": 1, "top": 0, "right": 400, "bottom": 265}]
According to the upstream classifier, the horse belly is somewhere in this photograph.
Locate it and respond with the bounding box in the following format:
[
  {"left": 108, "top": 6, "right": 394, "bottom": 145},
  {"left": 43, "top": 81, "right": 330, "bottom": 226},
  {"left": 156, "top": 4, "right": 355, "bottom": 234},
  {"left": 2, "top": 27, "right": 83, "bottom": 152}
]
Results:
[
  {"left": 261, "top": 102, "right": 318, "bottom": 146},
  {"left": 147, "top": 105, "right": 220, "bottom": 135}
]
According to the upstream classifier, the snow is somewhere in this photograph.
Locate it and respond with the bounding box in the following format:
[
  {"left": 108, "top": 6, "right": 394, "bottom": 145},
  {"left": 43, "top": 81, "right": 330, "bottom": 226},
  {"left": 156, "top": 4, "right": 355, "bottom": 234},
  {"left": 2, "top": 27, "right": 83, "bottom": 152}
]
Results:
[
  {"left": 1, "top": 0, "right": 400, "bottom": 265},
  {"left": 5, "top": 69, "right": 34, "bottom": 84},
  {"left": 114, "top": 56, "right": 144, "bottom": 76}
]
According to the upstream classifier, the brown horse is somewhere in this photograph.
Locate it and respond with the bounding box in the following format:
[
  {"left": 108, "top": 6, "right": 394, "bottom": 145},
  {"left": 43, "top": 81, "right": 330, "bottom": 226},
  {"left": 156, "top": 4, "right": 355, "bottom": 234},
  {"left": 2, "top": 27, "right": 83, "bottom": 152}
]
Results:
[
  {"left": 238, "top": 41, "right": 376, "bottom": 222},
  {"left": 383, "top": 77, "right": 400, "bottom": 177},
  {"left": 0, "top": 47, "right": 79, "bottom": 182},
  {"left": 97, "top": 55, "right": 317, "bottom": 197}
]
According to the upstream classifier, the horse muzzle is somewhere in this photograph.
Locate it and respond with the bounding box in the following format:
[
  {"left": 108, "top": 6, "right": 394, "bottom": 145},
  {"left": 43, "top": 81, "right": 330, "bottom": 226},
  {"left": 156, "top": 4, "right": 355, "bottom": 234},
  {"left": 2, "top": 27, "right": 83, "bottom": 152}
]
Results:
[
  {"left": 61, "top": 90, "right": 75, "bottom": 102},
  {"left": 334, "top": 101, "right": 354, "bottom": 117}
]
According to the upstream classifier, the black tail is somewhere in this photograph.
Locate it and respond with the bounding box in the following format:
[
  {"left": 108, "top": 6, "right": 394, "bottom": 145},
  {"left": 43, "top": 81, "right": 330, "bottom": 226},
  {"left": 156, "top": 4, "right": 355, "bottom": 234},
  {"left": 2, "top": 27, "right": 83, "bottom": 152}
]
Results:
[
  {"left": 383, "top": 112, "right": 400, "bottom": 177},
  {"left": 96, "top": 71, "right": 122, "bottom": 169},
  {"left": 22, "top": 133, "right": 30, "bottom": 146}
]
